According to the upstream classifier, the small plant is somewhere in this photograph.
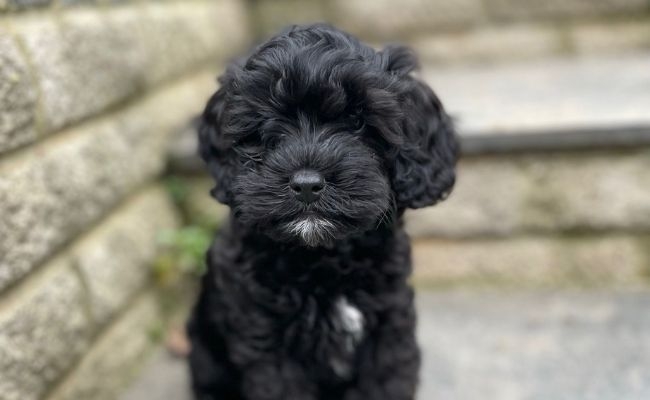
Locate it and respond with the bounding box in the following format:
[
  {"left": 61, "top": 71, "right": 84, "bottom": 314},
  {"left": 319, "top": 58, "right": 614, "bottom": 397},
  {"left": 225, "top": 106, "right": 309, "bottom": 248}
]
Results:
[
  {"left": 166, "top": 176, "right": 190, "bottom": 205},
  {"left": 155, "top": 175, "right": 227, "bottom": 285},
  {"left": 154, "top": 225, "right": 212, "bottom": 285}
]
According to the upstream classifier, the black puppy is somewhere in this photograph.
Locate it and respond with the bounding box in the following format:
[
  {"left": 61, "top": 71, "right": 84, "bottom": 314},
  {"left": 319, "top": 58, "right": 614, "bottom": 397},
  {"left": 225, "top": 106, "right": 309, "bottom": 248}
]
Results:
[{"left": 188, "top": 24, "right": 457, "bottom": 400}]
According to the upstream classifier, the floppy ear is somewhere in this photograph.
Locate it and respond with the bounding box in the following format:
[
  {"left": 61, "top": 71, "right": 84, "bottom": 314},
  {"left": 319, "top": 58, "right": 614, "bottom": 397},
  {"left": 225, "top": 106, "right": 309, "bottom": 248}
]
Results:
[
  {"left": 382, "top": 46, "right": 459, "bottom": 209},
  {"left": 198, "top": 82, "right": 237, "bottom": 205}
]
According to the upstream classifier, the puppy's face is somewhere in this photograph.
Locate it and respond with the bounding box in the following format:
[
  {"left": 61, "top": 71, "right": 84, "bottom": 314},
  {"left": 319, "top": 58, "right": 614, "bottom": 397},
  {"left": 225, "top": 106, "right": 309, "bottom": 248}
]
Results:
[
  {"left": 199, "top": 25, "right": 458, "bottom": 247},
  {"left": 231, "top": 104, "right": 391, "bottom": 247}
]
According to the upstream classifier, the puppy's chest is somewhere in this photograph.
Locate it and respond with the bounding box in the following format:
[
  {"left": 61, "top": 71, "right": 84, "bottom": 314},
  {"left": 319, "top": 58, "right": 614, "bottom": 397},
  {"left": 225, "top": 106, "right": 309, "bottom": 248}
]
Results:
[
  {"left": 330, "top": 297, "right": 365, "bottom": 351},
  {"left": 296, "top": 295, "right": 366, "bottom": 380}
]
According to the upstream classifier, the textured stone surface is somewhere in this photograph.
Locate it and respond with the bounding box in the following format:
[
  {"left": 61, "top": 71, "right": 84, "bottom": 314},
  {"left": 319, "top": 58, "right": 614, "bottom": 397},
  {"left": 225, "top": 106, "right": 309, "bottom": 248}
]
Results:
[
  {"left": 251, "top": 0, "right": 329, "bottom": 38},
  {"left": 331, "top": 0, "right": 485, "bottom": 40},
  {"left": 49, "top": 294, "right": 162, "bottom": 400},
  {"left": 571, "top": 19, "right": 650, "bottom": 55},
  {"left": 411, "top": 18, "right": 650, "bottom": 65},
  {"left": 73, "top": 187, "right": 179, "bottom": 327},
  {"left": 8, "top": 1, "right": 248, "bottom": 138},
  {"left": 120, "top": 349, "right": 192, "bottom": 400},
  {"left": 121, "top": 291, "right": 650, "bottom": 400},
  {"left": 0, "top": 259, "right": 92, "bottom": 400},
  {"left": 0, "top": 71, "right": 214, "bottom": 293},
  {"left": 412, "top": 24, "right": 562, "bottom": 64},
  {"left": 137, "top": 1, "right": 249, "bottom": 86},
  {"left": 0, "top": 26, "right": 37, "bottom": 154},
  {"left": 0, "top": 187, "right": 178, "bottom": 400},
  {"left": 417, "top": 290, "right": 650, "bottom": 400},
  {"left": 5, "top": 0, "right": 51, "bottom": 10},
  {"left": 13, "top": 12, "right": 143, "bottom": 131},
  {"left": 405, "top": 150, "right": 650, "bottom": 238},
  {"left": 485, "top": 0, "right": 649, "bottom": 20},
  {"left": 422, "top": 53, "right": 650, "bottom": 134},
  {"left": 181, "top": 177, "right": 229, "bottom": 228},
  {"left": 411, "top": 235, "right": 649, "bottom": 287}
]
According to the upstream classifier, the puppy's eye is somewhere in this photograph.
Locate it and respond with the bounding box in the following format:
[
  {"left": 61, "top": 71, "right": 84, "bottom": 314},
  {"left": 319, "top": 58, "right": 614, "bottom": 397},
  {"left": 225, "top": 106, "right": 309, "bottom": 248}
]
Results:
[
  {"left": 262, "top": 134, "right": 284, "bottom": 150},
  {"left": 234, "top": 135, "right": 263, "bottom": 162},
  {"left": 354, "top": 117, "right": 365, "bottom": 131},
  {"left": 350, "top": 115, "right": 365, "bottom": 133},
  {"left": 349, "top": 106, "right": 365, "bottom": 132}
]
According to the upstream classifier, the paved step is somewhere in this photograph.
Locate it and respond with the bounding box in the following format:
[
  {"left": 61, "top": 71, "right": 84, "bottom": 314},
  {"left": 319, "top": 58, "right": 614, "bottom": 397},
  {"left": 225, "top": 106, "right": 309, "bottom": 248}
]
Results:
[
  {"left": 120, "top": 290, "right": 650, "bottom": 400},
  {"left": 423, "top": 52, "right": 650, "bottom": 138},
  {"left": 406, "top": 148, "right": 650, "bottom": 238}
]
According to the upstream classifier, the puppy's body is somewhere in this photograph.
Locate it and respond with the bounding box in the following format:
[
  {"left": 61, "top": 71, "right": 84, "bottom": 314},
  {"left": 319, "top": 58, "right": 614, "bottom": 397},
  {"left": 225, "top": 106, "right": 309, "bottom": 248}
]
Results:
[
  {"left": 188, "top": 218, "right": 417, "bottom": 400},
  {"left": 189, "top": 24, "right": 457, "bottom": 400}
]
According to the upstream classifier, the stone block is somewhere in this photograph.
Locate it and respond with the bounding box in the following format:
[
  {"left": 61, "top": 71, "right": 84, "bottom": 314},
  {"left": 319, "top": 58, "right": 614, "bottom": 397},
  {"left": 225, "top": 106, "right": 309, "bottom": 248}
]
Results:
[
  {"left": 180, "top": 177, "right": 229, "bottom": 228},
  {"left": 0, "top": 26, "right": 37, "bottom": 154},
  {"left": 109, "top": 1, "right": 249, "bottom": 87},
  {"left": 485, "top": 0, "right": 649, "bottom": 21},
  {"left": 0, "top": 187, "right": 179, "bottom": 399},
  {"left": 5, "top": 0, "right": 51, "bottom": 10},
  {"left": 72, "top": 187, "right": 180, "bottom": 327},
  {"left": 12, "top": 12, "right": 144, "bottom": 132},
  {"left": 412, "top": 24, "right": 562, "bottom": 65},
  {"left": 412, "top": 234, "right": 649, "bottom": 287},
  {"left": 0, "top": 259, "right": 92, "bottom": 400},
  {"left": 331, "top": 0, "right": 486, "bottom": 40},
  {"left": 406, "top": 156, "right": 526, "bottom": 238},
  {"left": 136, "top": 3, "right": 214, "bottom": 85},
  {"left": 571, "top": 19, "right": 650, "bottom": 55},
  {"left": 8, "top": 1, "right": 248, "bottom": 139},
  {"left": 405, "top": 150, "right": 650, "bottom": 238},
  {"left": 0, "top": 71, "right": 215, "bottom": 293},
  {"left": 48, "top": 294, "right": 163, "bottom": 400},
  {"left": 252, "top": 0, "right": 329, "bottom": 38}
]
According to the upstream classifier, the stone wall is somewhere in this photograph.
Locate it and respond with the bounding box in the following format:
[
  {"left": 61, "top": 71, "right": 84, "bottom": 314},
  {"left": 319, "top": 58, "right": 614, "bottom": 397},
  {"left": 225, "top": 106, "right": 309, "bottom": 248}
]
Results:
[
  {"left": 407, "top": 149, "right": 650, "bottom": 287},
  {"left": 0, "top": 1, "right": 250, "bottom": 399},
  {"left": 249, "top": 0, "right": 650, "bottom": 64}
]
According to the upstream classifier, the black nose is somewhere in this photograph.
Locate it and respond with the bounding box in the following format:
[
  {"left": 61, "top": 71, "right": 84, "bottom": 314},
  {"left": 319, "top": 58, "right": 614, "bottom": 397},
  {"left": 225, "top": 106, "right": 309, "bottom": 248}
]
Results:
[{"left": 290, "top": 170, "right": 325, "bottom": 203}]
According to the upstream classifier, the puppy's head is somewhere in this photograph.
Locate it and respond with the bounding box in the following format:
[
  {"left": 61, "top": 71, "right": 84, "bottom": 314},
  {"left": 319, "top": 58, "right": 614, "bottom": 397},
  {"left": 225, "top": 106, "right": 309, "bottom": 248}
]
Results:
[{"left": 199, "top": 24, "right": 458, "bottom": 247}]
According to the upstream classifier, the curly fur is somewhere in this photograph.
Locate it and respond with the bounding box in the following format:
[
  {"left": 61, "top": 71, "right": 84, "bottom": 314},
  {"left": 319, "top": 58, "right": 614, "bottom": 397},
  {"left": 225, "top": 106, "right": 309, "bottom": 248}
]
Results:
[{"left": 188, "top": 23, "right": 458, "bottom": 400}]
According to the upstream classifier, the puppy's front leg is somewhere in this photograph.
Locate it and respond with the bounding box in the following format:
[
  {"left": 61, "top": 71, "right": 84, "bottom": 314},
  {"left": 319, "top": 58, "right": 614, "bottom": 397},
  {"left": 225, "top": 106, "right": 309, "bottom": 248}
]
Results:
[
  {"left": 344, "top": 289, "right": 420, "bottom": 400},
  {"left": 241, "top": 358, "right": 317, "bottom": 400}
]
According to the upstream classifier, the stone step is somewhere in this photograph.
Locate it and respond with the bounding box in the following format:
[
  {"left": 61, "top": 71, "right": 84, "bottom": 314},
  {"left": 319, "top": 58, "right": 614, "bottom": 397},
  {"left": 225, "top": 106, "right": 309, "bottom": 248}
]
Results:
[
  {"left": 411, "top": 234, "right": 650, "bottom": 288},
  {"left": 423, "top": 52, "right": 650, "bottom": 137},
  {"left": 405, "top": 148, "right": 650, "bottom": 239},
  {"left": 404, "top": 53, "right": 650, "bottom": 245}
]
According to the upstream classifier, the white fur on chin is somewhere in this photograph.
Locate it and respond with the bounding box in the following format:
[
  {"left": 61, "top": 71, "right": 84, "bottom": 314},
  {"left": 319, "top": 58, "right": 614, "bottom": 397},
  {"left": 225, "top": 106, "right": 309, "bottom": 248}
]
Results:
[{"left": 284, "top": 217, "right": 335, "bottom": 247}]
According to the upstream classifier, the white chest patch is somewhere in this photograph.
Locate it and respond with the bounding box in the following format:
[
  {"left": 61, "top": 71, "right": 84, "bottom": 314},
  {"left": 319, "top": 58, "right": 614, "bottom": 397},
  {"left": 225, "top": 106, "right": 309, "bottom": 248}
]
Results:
[
  {"left": 335, "top": 297, "right": 364, "bottom": 345},
  {"left": 329, "top": 297, "right": 365, "bottom": 378}
]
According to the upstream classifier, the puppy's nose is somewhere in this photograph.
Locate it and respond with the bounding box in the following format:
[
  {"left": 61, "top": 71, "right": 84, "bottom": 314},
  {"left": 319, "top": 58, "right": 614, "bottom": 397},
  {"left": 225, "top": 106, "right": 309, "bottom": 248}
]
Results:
[{"left": 290, "top": 170, "right": 325, "bottom": 203}]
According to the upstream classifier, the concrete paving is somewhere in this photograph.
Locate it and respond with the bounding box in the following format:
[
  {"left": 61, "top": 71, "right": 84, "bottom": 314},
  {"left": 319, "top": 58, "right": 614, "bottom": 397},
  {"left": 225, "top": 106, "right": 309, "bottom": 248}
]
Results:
[
  {"left": 417, "top": 290, "right": 650, "bottom": 400},
  {"left": 121, "top": 290, "right": 650, "bottom": 400}
]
